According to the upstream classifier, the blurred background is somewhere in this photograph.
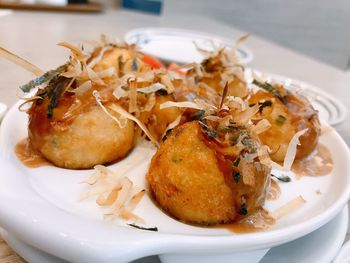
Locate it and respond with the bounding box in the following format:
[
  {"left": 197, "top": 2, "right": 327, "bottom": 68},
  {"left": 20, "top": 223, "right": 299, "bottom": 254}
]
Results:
[
  {"left": 163, "top": 0, "right": 350, "bottom": 70},
  {"left": 0, "top": 0, "right": 348, "bottom": 69}
]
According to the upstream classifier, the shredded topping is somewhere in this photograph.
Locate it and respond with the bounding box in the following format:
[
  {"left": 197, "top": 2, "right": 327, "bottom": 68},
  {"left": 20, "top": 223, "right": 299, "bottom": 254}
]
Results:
[
  {"left": 93, "top": 90, "right": 127, "bottom": 129},
  {"left": 271, "top": 195, "right": 306, "bottom": 219},
  {"left": 80, "top": 150, "right": 150, "bottom": 223},
  {"left": 160, "top": 101, "right": 202, "bottom": 110},
  {"left": 283, "top": 128, "right": 308, "bottom": 171}
]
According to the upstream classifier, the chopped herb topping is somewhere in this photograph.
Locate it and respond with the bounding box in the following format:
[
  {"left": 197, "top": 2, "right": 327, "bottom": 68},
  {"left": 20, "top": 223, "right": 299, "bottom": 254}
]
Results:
[
  {"left": 132, "top": 58, "right": 138, "bottom": 71},
  {"left": 233, "top": 172, "right": 241, "bottom": 183},
  {"left": 34, "top": 75, "right": 71, "bottom": 118},
  {"left": 191, "top": 110, "right": 205, "bottom": 120},
  {"left": 127, "top": 223, "right": 158, "bottom": 232},
  {"left": 275, "top": 115, "right": 287, "bottom": 126},
  {"left": 46, "top": 76, "right": 71, "bottom": 118},
  {"left": 271, "top": 174, "right": 291, "bottom": 183},
  {"left": 252, "top": 79, "right": 285, "bottom": 102},
  {"left": 238, "top": 203, "right": 248, "bottom": 215},
  {"left": 205, "top": 129, "right": 217, "bottom": 138},
  {"left": 171, "top": 155, "right": 183, "bottom": 163}
]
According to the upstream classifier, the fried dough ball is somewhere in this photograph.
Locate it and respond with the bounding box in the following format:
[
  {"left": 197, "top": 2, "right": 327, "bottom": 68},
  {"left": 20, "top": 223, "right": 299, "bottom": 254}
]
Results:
[
  {"left": 28, "top": 94, "right": 135, "bottom": 169},
  {"left": 26, "top": 45, "right": 151, "bottom": 169},
  {"left": 92, "top": 46, "right": 150, "bottom": 77},
  {"left": 189, "top": 49, "right": 249, "bottom": 98},
  {"left": 249, "top": 83, "right": 320, "bottom": 162},
  {"left": 147, "top": 121, "right": 270, "bottom": 225},
  {"left": 139, "top": 94, "right": 182, "bottom": 142}
]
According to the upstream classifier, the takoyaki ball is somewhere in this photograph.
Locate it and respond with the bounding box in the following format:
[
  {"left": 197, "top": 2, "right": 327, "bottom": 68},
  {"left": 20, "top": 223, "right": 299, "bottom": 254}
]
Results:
[
  {"left": 92, "top": 46, "right": 150, "bottom": 79},
  {"left": 249, "top": 83, "right": 320, "bottom": 162},
  {"left": 139, "top": 94, "right": 182, "bottom": 142},
  {"left": 147, "top": 121, "right": 271, "bottom": 225},
  {"left": 191, "top": 51, "right": 249, "bottom": 98},
  {"left": 200, "top": 73, "right": 249, "bottom": 98},
  {"left": 28, "top": 92, "right": 135, "bottom": 169}
]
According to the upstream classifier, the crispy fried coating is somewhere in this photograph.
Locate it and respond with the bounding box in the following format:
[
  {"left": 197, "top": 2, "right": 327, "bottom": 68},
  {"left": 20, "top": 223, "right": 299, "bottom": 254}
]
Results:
[
  {"left": 139, "top": 94, "right": 182, "bottom": 142},
  {"left": 28, "top": 98, "right": 135, "bottom": 169},
  {"left": 147, "top": 121, "right": 270, "bottom": 225},
  {"left": 191, "top": 50, "right": 249, "bottom": 98},
  {"left": 93, "top": 47, "right": 150, "bottom": 77},
  {"left": 249, "top": 85, "right": 320, "bottom": 162},
  {"left": 200, "top": 73, "right": 249, "bottom": 98},
  {"left": 26, "top": 45, "right": 148, "bottom": 169}
]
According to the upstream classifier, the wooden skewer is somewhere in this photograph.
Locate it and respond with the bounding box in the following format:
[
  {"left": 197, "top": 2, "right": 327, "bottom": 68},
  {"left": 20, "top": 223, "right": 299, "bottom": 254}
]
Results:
[{"left": 0, "top": 47, "right": 44, "bottom": 76}]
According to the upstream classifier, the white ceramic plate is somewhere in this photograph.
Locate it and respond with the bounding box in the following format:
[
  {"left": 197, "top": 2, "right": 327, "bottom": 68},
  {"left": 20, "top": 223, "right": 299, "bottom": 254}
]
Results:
[
  {"left": 261, "top": 206, "right": 348, "bottom": 263},
  {"left": 124, "top": 27, "right": 254, "bottom": 64},
  {"left": 0, "top": 100, "right": 349, "bottom": 262},
  {"left": 253, "top": 72, "right": 348, "bottom": 126},
  {"left": 1, "top": 202, "right": 348, "bottom": 263}
]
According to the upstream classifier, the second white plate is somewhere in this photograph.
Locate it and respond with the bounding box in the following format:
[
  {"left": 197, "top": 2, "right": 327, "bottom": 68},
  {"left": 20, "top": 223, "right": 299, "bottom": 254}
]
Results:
[{"left": 124, "top": 27, "right": 254, "bottom": 64}]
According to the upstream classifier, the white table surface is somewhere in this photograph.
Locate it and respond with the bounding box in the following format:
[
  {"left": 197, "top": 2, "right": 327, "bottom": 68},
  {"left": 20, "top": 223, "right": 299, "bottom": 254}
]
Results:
[{"left": 0, "top": 8, "right": 349, "bottom": 263}]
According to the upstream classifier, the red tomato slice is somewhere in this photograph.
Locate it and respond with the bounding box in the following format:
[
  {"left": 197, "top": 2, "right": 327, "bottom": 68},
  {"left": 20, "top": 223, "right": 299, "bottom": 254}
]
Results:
[{"left": 142, "top": 54, "right": 164, "bottom": 69}]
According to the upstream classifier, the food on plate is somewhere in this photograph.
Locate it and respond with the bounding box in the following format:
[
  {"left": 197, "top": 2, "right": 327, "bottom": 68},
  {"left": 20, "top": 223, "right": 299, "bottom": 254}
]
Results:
[
  {"left": 139, "top": 93, "right": 182, "bottom": 142},
  {"left": 188, "top": 48, "right": 249, "bottom": 99},
  {"left": 28, "top": 97, "right": 135, "bottom": 169},
  {"left": 14, "top": 36, "right": 185, "bottom": 169},
  {"left": 112, "top": 70, "right": 184, "bottom": 143},
  {"left": 185, "top": 43, "right": 320, "bottom": 164},
  {"left": 2, "top": 35, "right": 331, "bottom": 230},
  {"left": 147, "top": 106, "right": 271, "bottom": 224},
  {"left": 20, "top": 40, "right": 151, "bottom": 169},
  {"left": 250, "top": 80, "right": 320, "bottom": 162}
]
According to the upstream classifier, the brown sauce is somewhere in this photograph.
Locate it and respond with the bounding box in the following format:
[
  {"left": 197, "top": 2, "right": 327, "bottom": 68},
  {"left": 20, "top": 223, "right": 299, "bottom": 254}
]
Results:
[
  {"left": 292, "top": 144, "right": 333, "bottom": 177},
  {"left": 216, "top": 208, "right": 275, "bottom": 233},
  {"left": 266, "top": 179, "right": 281, "bottom": 201},
  {"left": 15, "top": 138, "right": 50, "bottom": 168},
  {"left": 199, "top": 128, "right": 235, "bottom": 183}
]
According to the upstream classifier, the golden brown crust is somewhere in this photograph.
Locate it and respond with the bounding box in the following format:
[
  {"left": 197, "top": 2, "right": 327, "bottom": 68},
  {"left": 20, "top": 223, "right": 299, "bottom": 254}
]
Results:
[
  {"left": 29, "top": 102, "right": 135, "bottom": 169},
  {"left": 147, "top": 122, "right": 236, "bottom": 224},
  {"left": 139, "top": 94, "right": 182, "bottom": 142},
  {"left": 249, "top": 87, "right": 320, "bottom": 162},
  {"left": 147, "top": 121, "right": 271, "bottom": 225}
]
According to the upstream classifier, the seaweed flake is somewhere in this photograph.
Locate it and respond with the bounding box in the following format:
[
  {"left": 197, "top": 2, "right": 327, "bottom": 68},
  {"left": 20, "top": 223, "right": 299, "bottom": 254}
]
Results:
[
  {"left": 19, "top": 64, "right": 68, "bottom": 93},
  {"left": 253, "top": 79, "right": 285, "bottom": 102}
]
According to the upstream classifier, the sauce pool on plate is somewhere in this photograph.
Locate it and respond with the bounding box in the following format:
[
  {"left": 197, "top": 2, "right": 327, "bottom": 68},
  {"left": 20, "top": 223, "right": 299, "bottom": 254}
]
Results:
[
  {"left": 216, "top": 208, "right": 276, "bottom": 233},
  {"left": 266, "top": 179, "right": 281, "bottom": 201},
  {"left": 293, "top": 144, "right": 333, "bottom": 177},
  {"left": 15, "top": 138, "right": 50, "bottom": 168}
]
